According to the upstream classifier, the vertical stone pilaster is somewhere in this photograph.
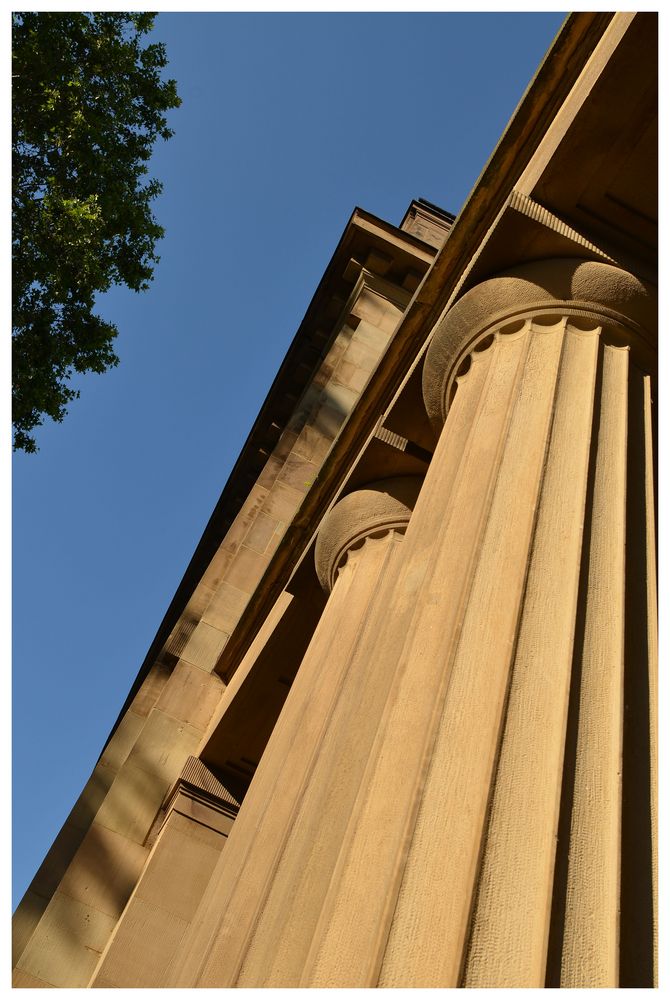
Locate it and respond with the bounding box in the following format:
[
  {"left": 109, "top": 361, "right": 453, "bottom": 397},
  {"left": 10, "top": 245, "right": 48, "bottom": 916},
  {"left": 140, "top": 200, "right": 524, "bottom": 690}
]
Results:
[{"left": 88, "top": 758, "right": 239, "bottom": 988}]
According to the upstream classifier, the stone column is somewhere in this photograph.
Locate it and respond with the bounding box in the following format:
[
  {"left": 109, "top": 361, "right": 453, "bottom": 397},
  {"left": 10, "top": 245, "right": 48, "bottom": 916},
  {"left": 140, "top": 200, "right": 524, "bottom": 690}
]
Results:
[
  {"left": 295, "top": 258, "right": 655, "bottom": 989},
  {"left": 169, "top": 258, "right": 656, "bottom": 989},
  {"left": 369, "top": 257, "right": 654, "bottom": 989},
  {"left": 168, "top": 477, "right": 422, "bottom": 988}
]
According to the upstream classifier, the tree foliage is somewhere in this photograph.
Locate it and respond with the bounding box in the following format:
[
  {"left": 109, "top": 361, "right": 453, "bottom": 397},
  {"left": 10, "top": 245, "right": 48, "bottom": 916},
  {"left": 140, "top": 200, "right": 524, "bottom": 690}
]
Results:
[{"left": 12, "top": 12, "right": 181, "bottom": 452}]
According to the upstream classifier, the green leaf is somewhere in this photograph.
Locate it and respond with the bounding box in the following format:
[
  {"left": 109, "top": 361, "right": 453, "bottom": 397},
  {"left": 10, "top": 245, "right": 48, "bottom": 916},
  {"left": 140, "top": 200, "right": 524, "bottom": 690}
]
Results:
[{"left": 12, "top": 11, "right": 181, "bottom": 451}]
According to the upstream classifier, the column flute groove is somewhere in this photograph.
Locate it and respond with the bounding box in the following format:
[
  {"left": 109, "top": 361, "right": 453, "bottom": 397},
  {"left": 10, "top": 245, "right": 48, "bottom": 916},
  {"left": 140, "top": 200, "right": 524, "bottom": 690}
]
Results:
[
  {"left": 461, "top": 320, "right": 601, "bottom": 987},
  {"left": 379, "top": 316, "right": 573, "bottom": 987},
  {"left": 556, "top": 342, "right": 628, "bottom": 987}
]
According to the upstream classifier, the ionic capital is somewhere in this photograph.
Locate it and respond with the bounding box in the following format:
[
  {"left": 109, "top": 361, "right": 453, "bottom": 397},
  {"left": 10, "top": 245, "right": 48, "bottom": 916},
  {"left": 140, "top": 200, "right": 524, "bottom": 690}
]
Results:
[
  {"left": 314, "top": 476, "right": 422, "bottom": 593},
  {"left": 423, "top": 257, "right": 656, "bottom": 427}
]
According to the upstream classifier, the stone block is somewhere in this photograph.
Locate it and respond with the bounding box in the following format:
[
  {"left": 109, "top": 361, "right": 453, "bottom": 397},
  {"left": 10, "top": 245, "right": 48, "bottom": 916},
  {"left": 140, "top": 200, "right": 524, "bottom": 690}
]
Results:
[
  {"left": 58, "top": 822, "right": 148, "bottom": 919},
  {"left": 90, "top": 896, "right": 188, "bottom": 988},
  {"left": 311, "top": 363, "right": 334, "bottom": 392},
  {"left": 154, "top": 660, "right": 224, "bottom": 731},
  {"left": 199, "top": 544, "right": 237, "bottom": 592},
  {"left": 341, "top": 338, "right": 380, "bottom": 370},
  {"left": 99, "top": 710, "right": 145, "bottom": 773},
  {"left": 311, "top": 402, "right": 347, "bottom": 439},
  {"left": 261, "top": 481, "right": 304, "bottom": 522},
  {"left": 12, "top": 968, "right": 52, "bottom": 987},
  {"left": 285, "top": 404, "right": 311, "bottom": 436},
  {"left": 325, "top": 326, "right": 353, "bottom": 364},
  {"left": 243, "top": 511, "right": 281, "bottom": 554},
  {"left": 323, "top": 380, "right": 359, "bottom": 417},
  {"left": 351, "top": 287, "right": 402, "bottom": 333},
  {"left": 128, "top": 658, "right": 175, "bottom": 718},
  {"left": 276, "top": 455, "right": 320, "bottom": 494},
  {"left": 125, "top": 710, "right": 203, "bottom": 784},
  {"left": 292, "top": 382, "right": 322, "bottom": 419},
  {"left": 172, "top": 795, "right": 235, "bottom": 838},
  {"left": 26, "top": 819, "right": 85, "bottom": 905},
  {"left": 201, "top": 580, "right": 250, "bottom": 634},
  {"left": 182, "top": 584, "right": 216, "bottom": 620},
  {"left": 218, "top": 484, "right": 270, "bottom": 559},
  {"left": 363, "top": 247, "right": 393, "bottom": 274},
  {"left": 16, "top": 893, "right": 116, "bottom": 988},
  {"left": 402, "top": 268, "right": 423, "bottom": 291},
  {"left": 169, "top": 807, "right": 231, "bottom": 847},
  {"left": 94, "top": 762, "right": 169, "bottom": 844},
  {"left": 12, "top": 888, "right": 48, "bottom": 966},
  {"left": 292, "top": 424, "right": 333, "bottom": 465},
  {"left": 89, "top": 974, "right": 118, "bottom": 988},
  {"left": 67, "top": 762, "right": 115, "bottom": 832},
  {"left": 225, "top": 544, "right": 272, "bottom": 595},
  {"left": 162, "top": 587, "right": 216, "bottom": 661},
  {"left": 272, "top": 429, "right": 298, "bottom": 461},
  {"left": 256, "top": 453, "right": 284, "bottom": 490},
  {"left": 180, "top": 620, "right": 229, "bottom": 672},
  {"left": 331, "top": 358, "right": 372, "bottom": 393},
  {"left": 353, "top": 318, "right": 391, "bottom": 354},
  {"left": 134, "top": 821, "right": 223, "bottom": 922}
]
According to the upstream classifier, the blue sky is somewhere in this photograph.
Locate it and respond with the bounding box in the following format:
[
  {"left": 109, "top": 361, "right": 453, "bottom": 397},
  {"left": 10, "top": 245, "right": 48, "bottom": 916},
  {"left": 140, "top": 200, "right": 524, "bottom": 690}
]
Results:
[{"left": 12, "top": 11, "right": 566, "bottom": 908}]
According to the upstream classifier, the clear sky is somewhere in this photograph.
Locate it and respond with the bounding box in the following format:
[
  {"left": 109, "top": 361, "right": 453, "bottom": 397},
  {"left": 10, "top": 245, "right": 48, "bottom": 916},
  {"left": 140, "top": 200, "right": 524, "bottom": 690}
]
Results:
[{"left": 12, "top": 11, "right": 566, "bottom": 909}]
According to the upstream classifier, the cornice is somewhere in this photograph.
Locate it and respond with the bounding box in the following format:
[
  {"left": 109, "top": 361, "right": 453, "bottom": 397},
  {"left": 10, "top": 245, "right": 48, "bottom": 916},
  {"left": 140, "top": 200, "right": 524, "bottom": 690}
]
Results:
[{"left": 102, "top": 206, "right": 441, "bottom": 742}]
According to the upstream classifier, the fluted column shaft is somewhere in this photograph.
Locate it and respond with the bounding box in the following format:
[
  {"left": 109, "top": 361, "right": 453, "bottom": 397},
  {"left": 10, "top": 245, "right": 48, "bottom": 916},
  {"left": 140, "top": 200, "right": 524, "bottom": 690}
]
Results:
[
  {"left": 168, "top": 478, "right": 422, "bottom": 988},
  {"left": 301, "top": 259, "right": 656, "bottom": 989},
  {"left": 393, "top": 259, "right": 655, "bottom": 989},
  {"left": 309, "top": 315, "right": 577, "bottom": 988},
  {"left": 168, "top": 258, "right": 656, "bottom": 989}
]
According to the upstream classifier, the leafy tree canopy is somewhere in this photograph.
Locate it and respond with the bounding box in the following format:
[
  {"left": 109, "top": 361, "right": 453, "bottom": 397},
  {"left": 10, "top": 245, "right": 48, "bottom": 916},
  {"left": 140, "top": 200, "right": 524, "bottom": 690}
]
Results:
[{"left": 12, "top": 12, "right": 181, "bottom": 452}]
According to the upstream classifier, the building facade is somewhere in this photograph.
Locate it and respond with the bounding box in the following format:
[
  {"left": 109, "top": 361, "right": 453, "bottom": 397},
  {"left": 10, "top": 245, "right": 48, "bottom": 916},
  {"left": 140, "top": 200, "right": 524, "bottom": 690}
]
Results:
[{"left": 13, "top": 12, "right": 657, "bottom": 988}]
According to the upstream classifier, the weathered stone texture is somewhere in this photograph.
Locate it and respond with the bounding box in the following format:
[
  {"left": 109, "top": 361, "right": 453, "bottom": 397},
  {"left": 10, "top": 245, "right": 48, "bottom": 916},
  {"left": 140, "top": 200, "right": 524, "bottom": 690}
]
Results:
[{"left": 13, "top": 16, "right": 656, "bottom": 988}]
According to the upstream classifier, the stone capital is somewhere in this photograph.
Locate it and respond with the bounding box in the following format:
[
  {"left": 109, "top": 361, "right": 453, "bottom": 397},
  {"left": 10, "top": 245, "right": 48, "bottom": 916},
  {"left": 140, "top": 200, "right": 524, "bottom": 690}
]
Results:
[
  {"left": 422, "top": 257, "right": 657, "bottom": 427},
  {"left": 314, "top": 476, "right": 423, "bottom": 592}
]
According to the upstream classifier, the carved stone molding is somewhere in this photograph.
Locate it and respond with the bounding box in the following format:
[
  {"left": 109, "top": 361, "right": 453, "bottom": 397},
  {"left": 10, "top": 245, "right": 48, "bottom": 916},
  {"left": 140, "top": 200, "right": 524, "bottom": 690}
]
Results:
[
  {"left": 157, "top": 756, "right": 241, "bottom": 841},
  {"left": 423, "top": 257, "right": 657, "bottom": 427},
  {"left": 314, "top": 476, "right": 423, "bottom": 592}
]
